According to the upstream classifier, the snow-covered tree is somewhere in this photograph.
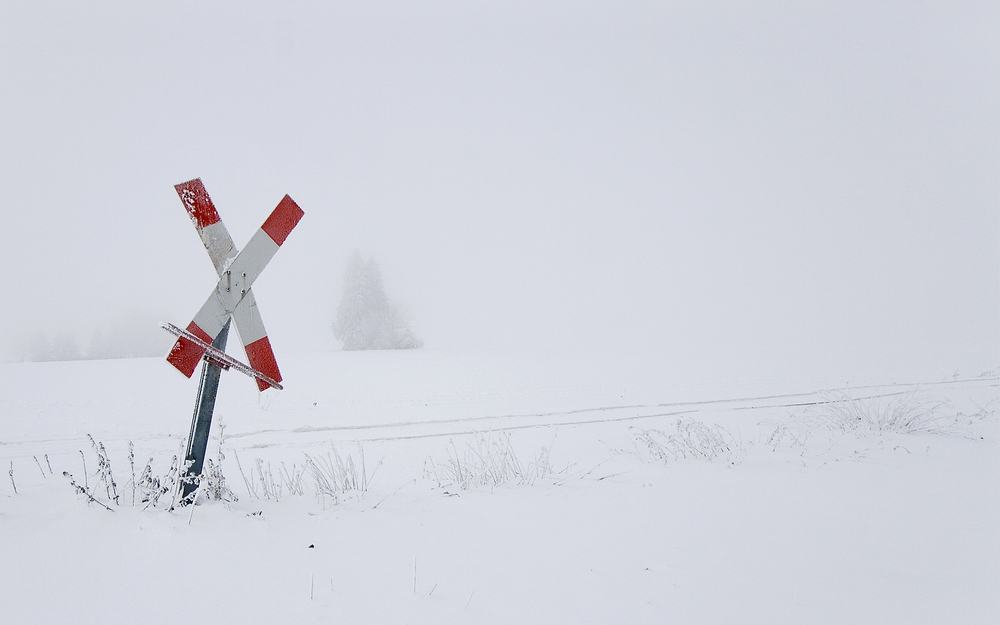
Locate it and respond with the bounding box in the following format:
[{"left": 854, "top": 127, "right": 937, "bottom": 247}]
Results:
[
  {"left": 87, "top": 329, "right": 109, "bottom": 360},
  {"left": 27, "top": 331, "right": 52, "bottom": 362},
  {"left": 51, "top": 331, "right": 81, "bottom": 361},
  {"left": 333, "top": 251, "right": 422, "bottom": 350},
  {"left": 86, "top": 311, "right": 172, "bottom": 360},
  {"left": 10, "top": 330, "right": 78, "bottom": 361}
]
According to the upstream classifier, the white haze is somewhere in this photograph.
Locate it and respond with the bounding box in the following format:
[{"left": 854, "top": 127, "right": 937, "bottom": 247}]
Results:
[{"left": 0, "top": 1, "right": 996, "bottom": 380}]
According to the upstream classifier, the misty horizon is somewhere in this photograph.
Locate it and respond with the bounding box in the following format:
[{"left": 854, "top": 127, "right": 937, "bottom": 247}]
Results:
[{"left": 1, "top": 2, "right": 996, "bottom": 381}]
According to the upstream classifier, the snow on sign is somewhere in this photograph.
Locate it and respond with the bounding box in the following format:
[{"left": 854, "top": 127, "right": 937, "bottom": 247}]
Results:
[{"left": 165, "top": 178, "right": 303, "bottom": 391}]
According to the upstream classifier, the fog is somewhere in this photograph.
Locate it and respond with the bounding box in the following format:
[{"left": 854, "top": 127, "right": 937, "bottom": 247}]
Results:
[{"left": 1, "top": 1, "right": 996, "bottom": 380}]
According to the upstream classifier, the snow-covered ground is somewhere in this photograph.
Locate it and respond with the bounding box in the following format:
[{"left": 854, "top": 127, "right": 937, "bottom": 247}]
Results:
[{"left": 1, "top": 351, "right": 997, "bottom": 624}]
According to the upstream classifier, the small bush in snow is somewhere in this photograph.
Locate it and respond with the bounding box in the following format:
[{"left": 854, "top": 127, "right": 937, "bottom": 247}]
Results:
[
  {"left": 87, "top": 434, "right": 119, "bottom": 505},
  {"left": 61, "top": 436, "right": 237, "bottom": 511},
  {"left": 304, "top": 447, "right": 372, "bottom": 504},
  {"left": 424, "top": 432, "right": 554, "bottom": 490},
  {"left": 631, "top": 419, "right": 745, "bottom": 465},
  {"left": 231, "top": 446, "right": 372, "bottom": 506},
  {"left": 806, "top": 390, "right": 952, "bottom": 435},
  {"left": 197, "top": 457, "right": 237, "bottom": 503}
]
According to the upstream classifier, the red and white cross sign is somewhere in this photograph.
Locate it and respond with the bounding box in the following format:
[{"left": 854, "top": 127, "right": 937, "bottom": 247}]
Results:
[{"left": 166, "top": 179, "right": 303, "bottom": 390}]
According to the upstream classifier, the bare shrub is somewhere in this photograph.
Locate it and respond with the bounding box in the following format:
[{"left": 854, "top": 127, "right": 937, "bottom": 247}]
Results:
[
  {"left": 807, "top": 390, "right": 953, "bottom": 435},
  {"left": 304, "top": 447, "right": 372, "bottom": 504},
  {"left": 199, "top": 457, "right": 237, "bottom": 502},
  {"left": 87, "top": 434, "right": 119, "bottom": 505},
  {"left": 138, "top": 454, "right": 184, "bottom": 509},
  {"left": 63, "top": 471, "right": 113, "bottom": 512},
  {"left": 424, "top": 432, "right": 554, "bottom": 490},
  {"left": 631, "top": 419, "right": 745, "bottom": 465},
  {"left": 61, "top": 437, "right": 221, "bottom": 511}
]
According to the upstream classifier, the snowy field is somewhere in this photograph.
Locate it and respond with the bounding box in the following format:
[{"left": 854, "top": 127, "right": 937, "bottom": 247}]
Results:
[{"left": 1, "top": 351, "right": 997, "bottom": 624}]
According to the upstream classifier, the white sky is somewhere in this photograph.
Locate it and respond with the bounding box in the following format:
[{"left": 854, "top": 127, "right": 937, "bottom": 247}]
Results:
[{"left": 0, "top": 1, "right": 997, "bottom": 379}]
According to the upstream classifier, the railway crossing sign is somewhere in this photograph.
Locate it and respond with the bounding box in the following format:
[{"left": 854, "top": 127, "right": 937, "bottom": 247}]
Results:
[
  {"left": 164, "top": 178, "right": 303, "bottom": 500},
  {"left": 166, "top": 178, "right": 303, "bottom": 391}
]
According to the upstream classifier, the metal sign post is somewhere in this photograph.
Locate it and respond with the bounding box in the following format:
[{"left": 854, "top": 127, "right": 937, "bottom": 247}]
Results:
[
  {"left": 181, "top": 319, "right": 230, "bottom": 500},
  {"left": 163, "top": 178, "right": 303, "bottom": 502}
]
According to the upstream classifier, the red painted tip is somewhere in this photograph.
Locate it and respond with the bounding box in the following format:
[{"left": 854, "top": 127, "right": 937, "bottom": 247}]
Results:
[
  {"left": 166, "top": 322, "right": 213, "bottom": 378},
  {"left": 167, "top": 336, "right": 205, "bottom": 378},
  {"left": 185, "top": 321, "right": 213, "bottom": 344},
  {"left": 261, "top": 195, "right": 303, "bottom": 246},
  {"left": 244, "top": 335, "right": 282, "bottom": 391},
  {"left": 174, "top": 178, "right": 221, "bottom": 229}
]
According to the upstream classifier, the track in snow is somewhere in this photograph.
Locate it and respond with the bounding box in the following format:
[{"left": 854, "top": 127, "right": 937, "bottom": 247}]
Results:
[{"left": 224, "top": 376, "right": 999, "bottom": 447}]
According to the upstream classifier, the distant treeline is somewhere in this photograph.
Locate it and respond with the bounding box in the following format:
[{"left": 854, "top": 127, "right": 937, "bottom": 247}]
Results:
[{"left": 7, "top": 312, "right": 173, "bottom": 362}]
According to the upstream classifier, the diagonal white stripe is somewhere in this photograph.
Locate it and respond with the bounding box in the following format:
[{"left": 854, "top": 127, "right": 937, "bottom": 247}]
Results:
[
  {"left": 232, "top": 289, "right": 268, "bottom": 345},
  {"left": 197, "top": 220, "right": 239, "bottom": 276},
  {"left": 190, "top": 288, "right": 234, "bottom": 343},
  {"left": 222, "top": 229, "right": 280, "bottom": 297}
]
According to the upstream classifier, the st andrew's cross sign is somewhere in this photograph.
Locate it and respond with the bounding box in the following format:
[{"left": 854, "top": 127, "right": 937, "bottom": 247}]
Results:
[
  {"left": 167, "top": 178, "right": 303, "bottom": 390},
  {"left": 164, "top": 178, "right": 303, "bottom": 499}
]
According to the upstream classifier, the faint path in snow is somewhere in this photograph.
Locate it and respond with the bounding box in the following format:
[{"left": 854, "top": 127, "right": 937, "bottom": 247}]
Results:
[{"left": 221, "top": 376, "right": 999, "bottom": 447}]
